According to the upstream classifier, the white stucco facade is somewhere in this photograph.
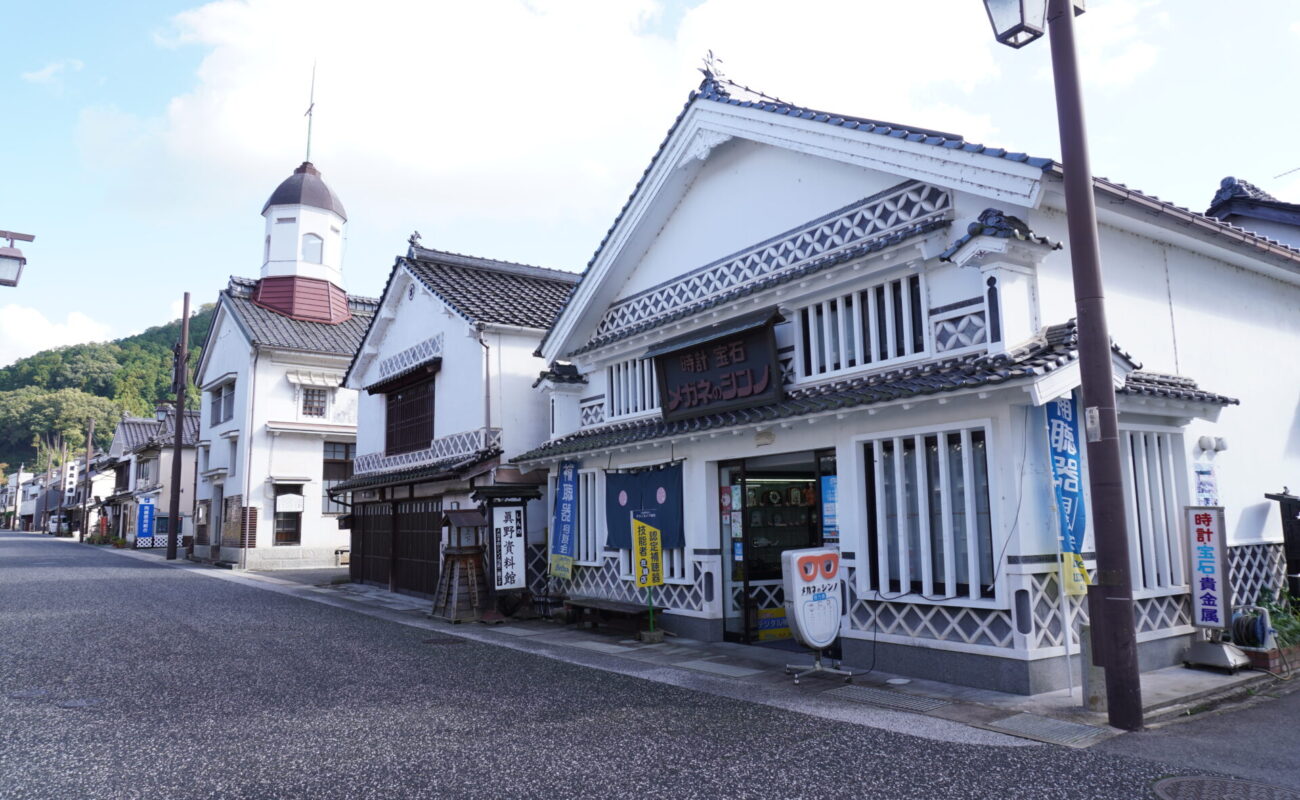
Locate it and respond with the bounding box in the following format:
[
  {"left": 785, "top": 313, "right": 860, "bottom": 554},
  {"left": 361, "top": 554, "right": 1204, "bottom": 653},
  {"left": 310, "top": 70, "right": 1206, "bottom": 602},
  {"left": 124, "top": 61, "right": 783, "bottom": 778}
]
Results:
[{"left": 520, "top": 81, "right": 1300, "bottom": 693}]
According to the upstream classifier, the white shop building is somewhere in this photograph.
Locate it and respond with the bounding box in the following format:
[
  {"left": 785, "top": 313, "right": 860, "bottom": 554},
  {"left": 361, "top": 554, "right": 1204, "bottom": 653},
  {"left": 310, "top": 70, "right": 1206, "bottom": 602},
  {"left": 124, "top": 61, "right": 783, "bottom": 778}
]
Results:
[
  {"left": 192, "top": 161, "right": 375, "bottom": 569},
  {"left": 334, "top": 243, "right": 577, "bottom": 600},
  {"left": 514, "top": 75, "right": 1300, "bottom": 694}
]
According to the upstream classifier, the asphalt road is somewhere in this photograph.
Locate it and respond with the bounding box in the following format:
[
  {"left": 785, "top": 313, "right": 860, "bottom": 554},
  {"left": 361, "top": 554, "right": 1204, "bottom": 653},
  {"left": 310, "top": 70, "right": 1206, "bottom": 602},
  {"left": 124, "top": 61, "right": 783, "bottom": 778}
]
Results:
[{"left": 0, "top": 531, "right": 1286, "bottom": 800}]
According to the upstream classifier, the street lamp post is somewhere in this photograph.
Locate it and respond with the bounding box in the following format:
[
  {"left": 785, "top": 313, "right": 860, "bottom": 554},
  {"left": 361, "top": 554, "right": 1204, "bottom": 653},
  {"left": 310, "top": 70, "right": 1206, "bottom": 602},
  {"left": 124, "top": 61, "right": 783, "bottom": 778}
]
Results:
[
  {"left": 983, "top": 0, "right": 1143, "bottom": 731},
  {"left": 0, "top": 230, "right": 35, "bottom": 287}
]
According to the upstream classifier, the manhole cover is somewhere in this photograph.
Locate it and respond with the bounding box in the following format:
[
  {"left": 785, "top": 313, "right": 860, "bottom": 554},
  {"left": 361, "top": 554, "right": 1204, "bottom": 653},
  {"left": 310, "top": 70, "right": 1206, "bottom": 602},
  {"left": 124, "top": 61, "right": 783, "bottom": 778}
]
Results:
[
  {"left": 982, "top": 713, "right": 1108, "bottom": 747},
  {"left": 7, "top": 689, "right": 50, "bottom": 700},
  {"left": 825, "top": 684, "right": 952, "bottom": 712},
  {"left": 422, "top": 637, "right": 465, "bottom": 645},
  {"left": 55, "top": 698, "right": 103, "bottom": 709},
  {"left": 1153, "top": 777, "right": 1300, "bottom": 800}
]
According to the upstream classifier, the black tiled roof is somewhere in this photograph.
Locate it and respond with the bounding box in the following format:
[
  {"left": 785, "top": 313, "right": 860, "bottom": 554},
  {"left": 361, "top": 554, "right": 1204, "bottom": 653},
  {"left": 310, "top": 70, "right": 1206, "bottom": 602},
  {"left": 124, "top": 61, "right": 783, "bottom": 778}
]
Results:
[
  {"left": 940, "top": 208, "right": 1060, "bottom": 261},
  {"left": 1118, "top": 371, "right": 1238, "bottom": 406},
  {"left": 224, "top": 277, "right": 376, "bottom": 355},
  {"left": 404, "top": 247, "right": 578, "bottom": 329},
  {"left": 566, "top": 217, "right": 950, "bottom": 357},
  {"left": 147, "top": 409, "right": 201, "bottom": 448},
  {"left": 514, "top": 321, "right": 1233, "bottom": 463},
  {"left": 117, "top": 418, "right": 158, "bottom": 452},
  {"left": 328, "top": 449, "right": 499, "bottom": 493}
]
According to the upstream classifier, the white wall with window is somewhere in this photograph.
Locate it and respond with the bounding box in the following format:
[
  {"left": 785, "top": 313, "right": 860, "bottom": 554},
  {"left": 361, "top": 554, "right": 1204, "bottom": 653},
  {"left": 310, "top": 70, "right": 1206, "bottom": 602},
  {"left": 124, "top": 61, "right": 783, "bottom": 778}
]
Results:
[
  {"left": 854, "top": 420, "right": 997, "bottom": 603},
  {"left": 795, "top": 273, "right": 927, "bottom": 382},
  {"left": 605, "top": 357, "right": 659, "bottom": 420}
]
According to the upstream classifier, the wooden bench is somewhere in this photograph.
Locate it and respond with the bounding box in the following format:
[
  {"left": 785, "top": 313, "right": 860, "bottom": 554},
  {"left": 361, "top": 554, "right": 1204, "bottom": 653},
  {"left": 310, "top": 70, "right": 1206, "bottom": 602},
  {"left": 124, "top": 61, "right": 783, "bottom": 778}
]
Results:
[{"left": 564, "top": 595, "right": 658, "bottom": 633}]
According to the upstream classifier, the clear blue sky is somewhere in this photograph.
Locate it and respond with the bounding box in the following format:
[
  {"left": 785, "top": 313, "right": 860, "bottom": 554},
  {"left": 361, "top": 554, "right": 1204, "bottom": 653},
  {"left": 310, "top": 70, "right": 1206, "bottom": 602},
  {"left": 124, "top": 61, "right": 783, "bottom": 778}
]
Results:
[{"left": 2, "top": 0, "right": 1297, "bottom": 366}]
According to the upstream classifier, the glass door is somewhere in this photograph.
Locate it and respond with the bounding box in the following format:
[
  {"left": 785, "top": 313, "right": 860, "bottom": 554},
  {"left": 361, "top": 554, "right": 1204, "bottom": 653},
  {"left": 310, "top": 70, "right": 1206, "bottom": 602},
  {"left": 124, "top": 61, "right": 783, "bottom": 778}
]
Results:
[{"left": 720, "top": 451, "right": 832, "bottom": 644}]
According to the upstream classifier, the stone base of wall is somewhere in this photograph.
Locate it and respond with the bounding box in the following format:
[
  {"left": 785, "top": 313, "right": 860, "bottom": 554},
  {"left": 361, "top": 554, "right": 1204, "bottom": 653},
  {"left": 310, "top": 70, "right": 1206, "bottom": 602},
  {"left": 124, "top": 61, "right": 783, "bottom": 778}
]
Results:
[
  {"left": 658, "top": 612, "right": 724, "bottom": 642},
  {"left": 840, "top": 631, "right": 1193, "bottom": 695},
  {"left": 187, "top": 543, "right": 346, "bottom": 570}
]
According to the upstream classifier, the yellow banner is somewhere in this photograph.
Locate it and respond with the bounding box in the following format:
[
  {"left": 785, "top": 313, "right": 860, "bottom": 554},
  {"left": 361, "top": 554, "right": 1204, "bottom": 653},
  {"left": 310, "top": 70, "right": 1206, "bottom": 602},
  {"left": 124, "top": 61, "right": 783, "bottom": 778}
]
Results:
[
  {"left": 1061, "top": 552, "right": 1089, "bottom": 596},
  {"left": 549, "top": 553, "right": 574, "bottom": 580},
  {"left": 632, "top": 516, "right": 663, "bottom": 588}
]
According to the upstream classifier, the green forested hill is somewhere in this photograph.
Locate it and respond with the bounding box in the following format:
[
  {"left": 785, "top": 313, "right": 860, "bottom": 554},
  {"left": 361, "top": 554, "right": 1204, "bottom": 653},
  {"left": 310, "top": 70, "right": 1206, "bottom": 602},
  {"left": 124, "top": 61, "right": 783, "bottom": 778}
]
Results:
[{"left": 0, "top": 304, "right": 215, "bottom": 473}]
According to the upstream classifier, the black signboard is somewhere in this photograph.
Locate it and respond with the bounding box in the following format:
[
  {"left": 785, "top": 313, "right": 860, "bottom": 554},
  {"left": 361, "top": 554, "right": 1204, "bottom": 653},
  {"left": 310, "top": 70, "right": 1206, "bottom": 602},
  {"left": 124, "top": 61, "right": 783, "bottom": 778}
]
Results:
[{"left": 651, "top": 312, "right": 782, "bottom": 422}]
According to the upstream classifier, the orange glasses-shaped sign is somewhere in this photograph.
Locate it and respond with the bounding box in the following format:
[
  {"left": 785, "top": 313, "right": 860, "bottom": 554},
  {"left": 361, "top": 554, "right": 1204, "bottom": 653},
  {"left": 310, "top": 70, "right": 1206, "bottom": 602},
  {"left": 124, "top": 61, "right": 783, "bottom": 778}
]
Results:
[{"left": 796, "top": 551, "right": 839, "bottom": 582}]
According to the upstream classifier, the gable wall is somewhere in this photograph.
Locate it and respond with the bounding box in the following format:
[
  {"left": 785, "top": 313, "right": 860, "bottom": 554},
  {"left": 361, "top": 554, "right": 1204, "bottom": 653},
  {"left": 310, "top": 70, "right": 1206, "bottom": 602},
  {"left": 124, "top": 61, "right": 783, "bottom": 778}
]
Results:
[{"left": 613, "top": 139, "right": 910, "bottom": 303}]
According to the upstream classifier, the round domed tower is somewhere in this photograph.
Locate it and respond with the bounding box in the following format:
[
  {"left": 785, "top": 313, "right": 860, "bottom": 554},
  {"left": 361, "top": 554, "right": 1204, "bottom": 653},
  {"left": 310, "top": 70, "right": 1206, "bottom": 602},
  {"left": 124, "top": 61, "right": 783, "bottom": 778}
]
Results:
[
  {"left": 261, "top": 161, "right": 347, "bottom": 286},
  {"left": 255, "top": 162, "right": 352, "bottom": 323}
]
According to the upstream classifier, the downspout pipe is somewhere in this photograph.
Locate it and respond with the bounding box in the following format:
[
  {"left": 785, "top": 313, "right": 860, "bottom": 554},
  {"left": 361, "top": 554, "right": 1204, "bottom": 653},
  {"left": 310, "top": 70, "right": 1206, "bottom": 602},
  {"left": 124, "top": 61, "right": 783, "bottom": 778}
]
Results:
[{"left": 476, "top": 323, "right": 491, "bottom": 438}]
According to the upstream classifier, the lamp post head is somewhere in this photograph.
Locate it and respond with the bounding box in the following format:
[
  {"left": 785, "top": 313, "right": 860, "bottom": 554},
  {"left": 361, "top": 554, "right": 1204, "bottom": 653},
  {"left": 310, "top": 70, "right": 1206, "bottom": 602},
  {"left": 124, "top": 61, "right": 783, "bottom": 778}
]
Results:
[
  {"left": 0, "top": 246, "right": 25, "bottom": 287},
  {"left": 983, "top": 0, "right": 1086, "bottom": 48},
  {"left": 983, "top": 0, "right": 1047, "bottom": 48}
]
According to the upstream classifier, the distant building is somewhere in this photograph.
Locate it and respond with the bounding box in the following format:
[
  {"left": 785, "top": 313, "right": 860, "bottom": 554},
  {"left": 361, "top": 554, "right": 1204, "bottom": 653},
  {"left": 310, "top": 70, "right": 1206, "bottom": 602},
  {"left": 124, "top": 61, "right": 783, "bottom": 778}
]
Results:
[
  {"left": 193, "top": 162, "right": 375, "bottom": 569},
  {"left": 100, "top": 407, "right": 199, "bottom": 545}
]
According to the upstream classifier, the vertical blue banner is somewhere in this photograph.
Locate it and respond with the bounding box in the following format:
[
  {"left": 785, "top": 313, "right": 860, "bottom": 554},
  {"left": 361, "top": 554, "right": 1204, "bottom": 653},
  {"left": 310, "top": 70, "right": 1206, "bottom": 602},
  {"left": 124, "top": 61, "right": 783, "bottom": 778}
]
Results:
[
  {"left": 550, "top": 461, "right": 579, "bottom": 579},
  {"left": 1046, "top": 394, "right": 1089, "bottom": 595},
  {"left": 136, "top": 502, "right": 156, "bottom": 549}
]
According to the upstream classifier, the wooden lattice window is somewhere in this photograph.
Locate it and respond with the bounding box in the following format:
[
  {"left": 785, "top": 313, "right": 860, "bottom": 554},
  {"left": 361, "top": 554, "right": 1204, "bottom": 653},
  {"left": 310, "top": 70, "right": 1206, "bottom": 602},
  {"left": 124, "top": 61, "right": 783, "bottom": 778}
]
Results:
[
  {"left": 385, "top": 378, "right": 434, "bottom": 455},
  {"left": 302, "top": 387, "right": 327, "bottom": 418}
]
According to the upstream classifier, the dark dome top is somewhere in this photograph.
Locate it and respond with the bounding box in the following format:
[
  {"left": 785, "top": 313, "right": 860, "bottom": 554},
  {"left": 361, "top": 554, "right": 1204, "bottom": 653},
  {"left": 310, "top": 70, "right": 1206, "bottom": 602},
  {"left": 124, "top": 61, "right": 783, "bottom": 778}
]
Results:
[{"left": 262, "top": 161, "right": 347, "bottom": 221}]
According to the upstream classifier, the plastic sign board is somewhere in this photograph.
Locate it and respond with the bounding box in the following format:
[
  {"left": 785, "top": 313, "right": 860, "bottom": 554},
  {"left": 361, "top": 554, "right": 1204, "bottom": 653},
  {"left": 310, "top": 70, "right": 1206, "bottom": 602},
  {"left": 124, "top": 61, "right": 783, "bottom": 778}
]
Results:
[
  {"left": 1186, "top": 506, "right": 1229, "bottom": 629},
  {"left": 1046, "top": 394, "right": 1089, "bottom": 596},
  {"left": 781, "top": 548, "right": 842, "bottom": 651},
  {"left": 275, "top": 493, "right": 305, "bottom": 513},
  {"left": 492, "top": 506, "right": 526, "bottom": 591},
  {"left": 135, "top": 501, "right": 156, "bottom": 549},
  {"left": 549, "top": 461, "right": 579, "bottom": 579},
  {"left": 631, "top": 509, "right": 663, "bottom": 589}
]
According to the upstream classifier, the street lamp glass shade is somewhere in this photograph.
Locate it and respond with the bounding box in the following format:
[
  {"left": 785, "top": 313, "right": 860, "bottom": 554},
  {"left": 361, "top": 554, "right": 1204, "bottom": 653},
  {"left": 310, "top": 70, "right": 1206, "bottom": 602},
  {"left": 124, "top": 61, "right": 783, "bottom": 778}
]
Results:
[
  {"left": 984, "top": 0, "right": 1047, "bottom": 48},
  {"left": 0, "top": 247, "right": 25, "bottom": 287}
]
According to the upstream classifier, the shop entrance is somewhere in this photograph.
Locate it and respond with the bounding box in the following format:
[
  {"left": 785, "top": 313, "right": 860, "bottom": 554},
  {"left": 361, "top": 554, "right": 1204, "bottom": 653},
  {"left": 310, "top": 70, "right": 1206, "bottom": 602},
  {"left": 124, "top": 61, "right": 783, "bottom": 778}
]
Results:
[{"left": 718, "top": 449, "right": 837, "bottom": 645}]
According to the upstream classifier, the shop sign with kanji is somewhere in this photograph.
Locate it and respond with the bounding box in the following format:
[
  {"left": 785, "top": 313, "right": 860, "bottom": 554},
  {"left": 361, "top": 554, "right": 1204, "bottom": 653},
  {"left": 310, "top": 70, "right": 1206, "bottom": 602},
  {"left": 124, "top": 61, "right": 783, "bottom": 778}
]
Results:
[
  {"left": 1184, "top": 506, "right": 1229, "bottom": 630},
  {"left": 653, "top": 322, "right": 782, "bottom": 422},
  {"left": 492, "top": 505, "right": 526, "bottom": 591}
]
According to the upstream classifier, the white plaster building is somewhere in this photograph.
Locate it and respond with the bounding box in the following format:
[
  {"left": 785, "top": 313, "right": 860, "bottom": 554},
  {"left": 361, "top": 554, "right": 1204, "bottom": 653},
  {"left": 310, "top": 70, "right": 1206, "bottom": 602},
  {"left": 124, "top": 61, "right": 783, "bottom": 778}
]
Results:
[
  {"left": 99, "top": 408, "right": 198, "bottom": 545},
  {"left": 335, "top": 244, "right": 577, "bottom": 597},
  {"left": 515, "top": 75, "right": 1300, "bottom": 694},
  {"left": 193, "top": 162, "right": 376, "bottom": 569}
]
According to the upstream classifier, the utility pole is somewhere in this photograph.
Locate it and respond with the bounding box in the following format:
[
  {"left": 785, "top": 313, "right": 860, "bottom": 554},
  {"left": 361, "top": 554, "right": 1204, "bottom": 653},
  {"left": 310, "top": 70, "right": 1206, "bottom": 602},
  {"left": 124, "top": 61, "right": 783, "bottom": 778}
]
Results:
[
  {"left": 56, "top": 437, "right": 68, "bottom": 536},
  {"left": 1044, "top": 0, "right": 1142, "bottom": 730},
  {"left": 80, "top": 418, "right": 94, "bottom": 542},
  {"left": 166, "top": 292, "right": 190, "bottom": 561}
]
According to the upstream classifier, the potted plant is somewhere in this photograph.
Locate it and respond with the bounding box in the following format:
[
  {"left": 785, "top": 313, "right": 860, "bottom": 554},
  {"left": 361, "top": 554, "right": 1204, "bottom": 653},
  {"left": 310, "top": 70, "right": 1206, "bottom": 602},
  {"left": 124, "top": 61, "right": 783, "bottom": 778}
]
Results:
[
  {"left": 1238, "top": 587, "right": 1300, "bottom": 674},
  {"left": 110, "top": 537, "right": 127, "bottom": 549}
]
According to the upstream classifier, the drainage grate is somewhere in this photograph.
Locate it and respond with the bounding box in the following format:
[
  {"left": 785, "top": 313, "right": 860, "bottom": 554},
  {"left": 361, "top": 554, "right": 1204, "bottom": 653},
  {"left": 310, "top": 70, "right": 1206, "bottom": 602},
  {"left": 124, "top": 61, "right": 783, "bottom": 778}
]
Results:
[
  {"left": 7, "top": 690, "right": 50, "bottom": 700},
  {"left": 825, "top": 685, "right": 952, "bottom": 713},
  {"left": 422, "top": 637, "right": 466, "bottom": 645},
  {"left": 983, "top": 713, "right": 1108, "bottom": 747},
  {"left": 1153, "top": 777, "right": 1300, "bottom": 800},
  {"left": 55, "top": 698, "right": 103, "bottom": 709},
  {"left": 674, "top": 659, "right": 765, "bottom": 678}
]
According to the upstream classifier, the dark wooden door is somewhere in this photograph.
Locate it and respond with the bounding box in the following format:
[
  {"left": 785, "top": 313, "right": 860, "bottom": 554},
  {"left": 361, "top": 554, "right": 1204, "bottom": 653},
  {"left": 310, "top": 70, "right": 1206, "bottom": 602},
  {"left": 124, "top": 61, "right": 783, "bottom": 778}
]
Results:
[
  {"left": 359, "top": 503, "right": 392, "bottom": 586},
  {"left": 394, "top": 499, "right": 441, "bottom": 596}
]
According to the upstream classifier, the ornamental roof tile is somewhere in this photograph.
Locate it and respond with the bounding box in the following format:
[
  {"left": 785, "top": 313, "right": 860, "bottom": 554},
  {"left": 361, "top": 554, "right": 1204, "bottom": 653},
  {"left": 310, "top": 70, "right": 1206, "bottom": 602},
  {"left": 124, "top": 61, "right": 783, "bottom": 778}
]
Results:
[
  {"left": 939, "top": 208, "right": 1061, "bottom": 261},
  {"left": 403, "top": 247, "right": 578, "bottom": 329},
  {"left": 224, "top": 277, "right": 376, "bottom": 355},
  {"left": 514, "top": 321, "right": 1234, "bottom": 463}
]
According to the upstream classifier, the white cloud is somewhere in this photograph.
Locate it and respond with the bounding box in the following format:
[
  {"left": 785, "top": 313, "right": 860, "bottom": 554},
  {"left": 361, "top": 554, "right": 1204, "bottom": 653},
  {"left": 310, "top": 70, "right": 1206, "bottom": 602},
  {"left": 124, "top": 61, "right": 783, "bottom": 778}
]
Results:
[
  {"left": 21, "top": 58, "right": 84, "bottom": 86},
  {"left": 0, "top": 305, "right": 113, "bottom": 368},
  {"left": 76, "top": 0, "right": 1013, "bottom": 244}
]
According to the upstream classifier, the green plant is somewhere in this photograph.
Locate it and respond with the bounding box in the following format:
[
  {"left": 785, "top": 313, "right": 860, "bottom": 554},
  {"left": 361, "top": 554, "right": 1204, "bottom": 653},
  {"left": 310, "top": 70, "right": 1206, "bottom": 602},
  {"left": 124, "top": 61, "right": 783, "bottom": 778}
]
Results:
[
  {"left": 110, "top": 537, "right": 127, "bottom": 549},
  {"left": 1257, "top": 587, "right": 1300, "bottom": 648}
]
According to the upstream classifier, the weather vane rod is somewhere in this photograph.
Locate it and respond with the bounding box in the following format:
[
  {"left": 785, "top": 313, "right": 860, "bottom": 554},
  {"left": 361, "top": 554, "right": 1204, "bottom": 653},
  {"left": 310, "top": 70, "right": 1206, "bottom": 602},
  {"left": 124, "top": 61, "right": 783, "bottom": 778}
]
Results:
[{"left": 304, "top": 61, "right": 317, "bottom": 163}]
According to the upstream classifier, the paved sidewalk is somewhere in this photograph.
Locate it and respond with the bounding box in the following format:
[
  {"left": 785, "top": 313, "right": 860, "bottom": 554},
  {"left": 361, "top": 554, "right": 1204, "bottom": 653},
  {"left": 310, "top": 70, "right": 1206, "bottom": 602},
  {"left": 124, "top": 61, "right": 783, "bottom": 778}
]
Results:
[{"left": 83, "top": 539, "right": 1286, "bottom": 750}]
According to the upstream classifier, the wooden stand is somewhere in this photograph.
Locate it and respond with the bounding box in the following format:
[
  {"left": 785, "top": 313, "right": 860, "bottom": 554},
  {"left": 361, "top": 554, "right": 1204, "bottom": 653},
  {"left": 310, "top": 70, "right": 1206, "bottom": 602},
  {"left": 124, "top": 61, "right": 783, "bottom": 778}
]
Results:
[{"left": 432, "top": 545, "right": 487, "bottom": 623}]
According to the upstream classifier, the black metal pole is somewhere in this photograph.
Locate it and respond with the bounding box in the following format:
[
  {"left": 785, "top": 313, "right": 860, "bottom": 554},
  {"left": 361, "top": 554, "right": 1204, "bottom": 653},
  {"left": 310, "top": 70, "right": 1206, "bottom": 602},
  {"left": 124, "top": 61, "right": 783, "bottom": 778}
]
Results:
[
  {"left": 1046, "top": 0, "right": 1142, "bottom": 731},
  {"left": 166, "top": 292, "right": 190, "bottom": 561}
]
